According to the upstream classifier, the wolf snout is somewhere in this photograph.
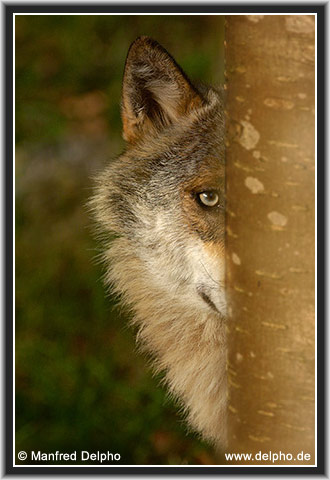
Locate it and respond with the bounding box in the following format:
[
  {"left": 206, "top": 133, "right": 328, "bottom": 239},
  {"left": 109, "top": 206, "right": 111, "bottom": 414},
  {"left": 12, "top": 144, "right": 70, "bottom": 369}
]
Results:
[{"left": 197, "top": 286, "right": 222, "bottom": 315}]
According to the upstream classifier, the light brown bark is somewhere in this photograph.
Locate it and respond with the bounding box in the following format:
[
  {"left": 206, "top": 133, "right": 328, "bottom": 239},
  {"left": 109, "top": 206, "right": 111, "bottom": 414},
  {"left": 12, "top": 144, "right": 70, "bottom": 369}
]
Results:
[{"left": 225, "top": 15, "right": 315, "bottom": 465}]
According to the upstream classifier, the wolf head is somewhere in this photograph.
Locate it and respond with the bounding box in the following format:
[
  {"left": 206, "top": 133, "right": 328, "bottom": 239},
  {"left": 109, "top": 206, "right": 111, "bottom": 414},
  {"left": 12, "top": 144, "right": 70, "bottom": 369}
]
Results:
[
  {"left": 92, "top": 37, "right": 227, "bottom": 445},
  {"left": 93, "top": 37, "right": 226, "bottom": 323}
]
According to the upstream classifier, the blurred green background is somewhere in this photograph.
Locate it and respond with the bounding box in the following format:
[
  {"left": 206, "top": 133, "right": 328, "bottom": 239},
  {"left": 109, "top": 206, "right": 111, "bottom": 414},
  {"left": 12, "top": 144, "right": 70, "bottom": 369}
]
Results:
[{"left": 15, "top": 15, "right": 225, "bottom": 465}]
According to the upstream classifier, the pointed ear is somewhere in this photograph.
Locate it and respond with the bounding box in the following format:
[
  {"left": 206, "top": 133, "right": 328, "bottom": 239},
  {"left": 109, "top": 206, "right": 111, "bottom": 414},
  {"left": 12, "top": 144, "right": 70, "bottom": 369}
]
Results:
[{"left": 121, "top": 36, "right": 204, "bottom": 143}]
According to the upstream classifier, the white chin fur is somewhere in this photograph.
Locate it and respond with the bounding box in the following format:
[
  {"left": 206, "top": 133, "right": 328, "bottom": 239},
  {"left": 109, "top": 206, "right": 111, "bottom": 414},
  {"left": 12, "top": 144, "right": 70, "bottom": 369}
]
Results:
[{"left": 139, "top": 225, "right": 226, "bottom": 318}]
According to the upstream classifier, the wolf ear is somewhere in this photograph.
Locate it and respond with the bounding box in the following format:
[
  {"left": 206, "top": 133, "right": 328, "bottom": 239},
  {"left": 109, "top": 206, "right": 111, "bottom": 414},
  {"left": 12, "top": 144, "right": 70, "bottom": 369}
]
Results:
[{"left": 121, "top": 36, "right": 203, "bottom": 143}]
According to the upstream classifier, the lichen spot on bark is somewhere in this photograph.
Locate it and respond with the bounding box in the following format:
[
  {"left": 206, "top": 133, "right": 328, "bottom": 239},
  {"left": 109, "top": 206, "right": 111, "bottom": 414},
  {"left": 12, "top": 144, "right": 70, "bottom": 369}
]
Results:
[
  {"left": 244, "top": 176, "right": 264, "bottom": 194},
  {"left": 238, "top": 120, "right": 260, "bottom": 150},
  {"left": 232, "top": 253, "right": 241, "bottom": 265},
  {"left": 246, "top": 15, "right": 264, "bottom": 23},
  {"left": 267, "top": 211, "right": 288, "bottom": 227},
  {"left": 285, "top": 16, "right": 314, "bottom": 34}
]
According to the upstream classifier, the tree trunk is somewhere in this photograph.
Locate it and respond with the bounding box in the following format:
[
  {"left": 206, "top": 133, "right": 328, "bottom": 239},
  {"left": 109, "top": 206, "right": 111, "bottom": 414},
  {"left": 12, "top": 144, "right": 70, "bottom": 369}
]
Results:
[{"left": 225, "top": 15, "right": 315, "bottom": 465}]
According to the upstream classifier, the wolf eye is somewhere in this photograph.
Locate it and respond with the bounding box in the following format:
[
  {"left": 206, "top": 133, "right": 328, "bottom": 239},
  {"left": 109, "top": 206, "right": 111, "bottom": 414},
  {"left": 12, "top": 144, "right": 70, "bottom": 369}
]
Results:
[{"left": 198, "top": 191, "right": 219, "bottom": 207}]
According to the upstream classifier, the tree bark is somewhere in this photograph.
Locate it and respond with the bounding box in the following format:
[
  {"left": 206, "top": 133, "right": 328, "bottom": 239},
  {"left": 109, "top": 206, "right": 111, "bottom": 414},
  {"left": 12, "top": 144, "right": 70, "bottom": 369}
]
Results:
[{"left": 225, "top": 15, "right": 315, "bottom": 465}]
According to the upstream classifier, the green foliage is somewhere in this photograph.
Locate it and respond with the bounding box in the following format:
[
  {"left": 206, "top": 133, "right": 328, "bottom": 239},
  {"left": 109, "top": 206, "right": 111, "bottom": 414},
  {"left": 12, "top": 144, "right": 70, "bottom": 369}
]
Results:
[{"left": 15, "top": 14, "right": 224, "bottom": 465}]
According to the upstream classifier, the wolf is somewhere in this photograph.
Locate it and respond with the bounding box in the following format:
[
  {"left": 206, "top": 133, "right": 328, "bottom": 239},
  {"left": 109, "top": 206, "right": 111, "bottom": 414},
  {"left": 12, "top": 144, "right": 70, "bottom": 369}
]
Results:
[{"left": 91, "top": 36, "right": 227, "bottom": 447}]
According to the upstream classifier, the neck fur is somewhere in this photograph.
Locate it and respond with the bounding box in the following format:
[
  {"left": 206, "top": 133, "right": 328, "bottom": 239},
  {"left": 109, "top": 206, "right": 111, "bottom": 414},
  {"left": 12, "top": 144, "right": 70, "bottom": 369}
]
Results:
[{"left": 103, "top": 238, "right": 227, "bottom": 447}]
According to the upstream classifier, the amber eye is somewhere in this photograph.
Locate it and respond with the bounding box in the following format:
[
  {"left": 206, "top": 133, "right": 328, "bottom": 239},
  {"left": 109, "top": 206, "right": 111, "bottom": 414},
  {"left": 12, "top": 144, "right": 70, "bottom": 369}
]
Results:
[{"left": 198, "top": 191, "right": 219, "bottom": 207}]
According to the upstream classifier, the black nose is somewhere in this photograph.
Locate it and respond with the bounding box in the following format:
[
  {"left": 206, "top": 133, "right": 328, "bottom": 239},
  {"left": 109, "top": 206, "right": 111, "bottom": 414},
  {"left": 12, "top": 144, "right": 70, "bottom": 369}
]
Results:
[{"left": 197, "top": 288, "right": 220, "bottom": 314}]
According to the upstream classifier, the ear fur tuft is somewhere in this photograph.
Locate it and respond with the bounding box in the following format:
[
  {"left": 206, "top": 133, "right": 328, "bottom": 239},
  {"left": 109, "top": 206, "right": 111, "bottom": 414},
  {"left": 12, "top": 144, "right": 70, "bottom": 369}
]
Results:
[{"left": 121, "top": 36, "right": 204, "bottom": 143}]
